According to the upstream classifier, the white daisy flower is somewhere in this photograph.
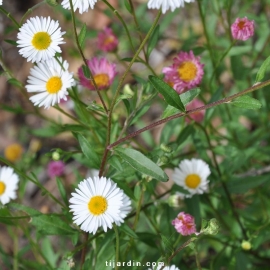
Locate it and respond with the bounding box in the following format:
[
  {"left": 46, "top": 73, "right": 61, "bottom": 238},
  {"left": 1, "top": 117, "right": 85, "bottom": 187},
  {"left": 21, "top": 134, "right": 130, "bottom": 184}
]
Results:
[
  {"left": 69, "top": 176, "right": 132, "bottom": 234},
  {"left": 0, "top": 0, "right": 2, "bottom": 6},
  {"left": 0, "top": 166, "right": 19, "bottom": 205},
  {"left": 148, "top": 265, "right": 180, "bottom": 270},
  {"left": 147, "top": 0, "right": 195, "bottom": 14},
  {"left": 17, "top": 16, "right": 65, "bottom": 63},
  {"left": 172, "top": 158, "right": 210, "bottom": 197},
  {"left": 61, "top": 0, "right": 98, "bottom": 14},
  {"left": 25, "top": 57, "right": 74, "bottom": 109}
]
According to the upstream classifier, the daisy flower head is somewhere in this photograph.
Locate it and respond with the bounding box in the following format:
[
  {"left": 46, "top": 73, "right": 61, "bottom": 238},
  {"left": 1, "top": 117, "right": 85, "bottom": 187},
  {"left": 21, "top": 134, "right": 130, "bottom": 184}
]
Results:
[
  {"left": 0, "top": 0, "right": 2, "bottom": 5},
  {"left": 163, "top": 50, "right": 204, "bottom": 94},
  {"left": 147, "top": 0, "right": 195, "bottom": 14},
  {"left": 172, "top": 211, "right": 196, "bottom": 235},
  {"left": 61, "top": 0, "right": 98, "bottom": 14},
  {"left": 78, "top": 57, "right": 117, "bottom": 90},
  {"left": 47, "top": 161, "right": 65, "bottom": 178},
  {"left": 69, "top": 176, "right": 132, "bottom": 234},
  {"left": 4, "top": 143, "right": 23, "bottom": 162},
  {"left": 172, "top": 158, "right": 210, "bottom": 197},
  {"left": 17, "top": 16, "right": 65, "bottom": 63},
  {"left": 0, "top": 166, "right": 19, "bottom": 205},
  {"left": 148, "top": 265, "right": 180, "bottom": 270},
  {"left": 25, "top": 57, "right": 74, "bottom": 109},
  {"left": 97, "top": 27, "right": 118, "bottom": 52},
  {"left": 231, "top": 17, "right": 255, "bottom": 41},
  {"left": 185, "top": 98, "right": 205, "bottom": 123}
]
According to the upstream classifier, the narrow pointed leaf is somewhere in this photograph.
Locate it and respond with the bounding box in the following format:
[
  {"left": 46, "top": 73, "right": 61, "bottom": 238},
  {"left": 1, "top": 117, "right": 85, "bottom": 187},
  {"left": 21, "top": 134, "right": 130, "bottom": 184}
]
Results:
[
  {"left": 231, "top": 95, "right": 262, "bottom": 110},
  {"left": 147, "top": 25, "right": 159, "bottom": 57},
  {"left": 180, "top": 88, "right": 201, "bottom": 106},
  {"left": 78, "top": 134, "right": 101, "bottom": 168},
  {"left": 148, "top": 75, "right": 185, "bottom": 112},
  {"left": 115, "top": 148, "right": 168, "bottom": 182},
  {"left": 78, "top": 23, "right": 87, "bottom": 47},
  {"left": 255, "top": 55, "right": 270, "bottom": 83}
]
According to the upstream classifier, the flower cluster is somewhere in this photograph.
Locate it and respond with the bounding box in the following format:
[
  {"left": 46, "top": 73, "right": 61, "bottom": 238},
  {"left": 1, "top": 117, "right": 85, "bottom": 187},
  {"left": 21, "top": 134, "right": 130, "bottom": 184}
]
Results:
[
  {"left": 17, "top": 16, "right": 74, "bottom": 109},
  {"left": 163, "top": 51, "right": 204, "bottom": 94},
  {"left": 172, "top": 212, "right": 197, "bottom": 235}
]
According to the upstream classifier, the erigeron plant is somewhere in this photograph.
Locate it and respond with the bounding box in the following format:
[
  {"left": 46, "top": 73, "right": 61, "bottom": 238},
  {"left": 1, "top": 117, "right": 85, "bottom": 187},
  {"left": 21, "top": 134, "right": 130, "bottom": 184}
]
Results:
[{"left": 0, "top": 0, "right": 270, "bottom": 269}]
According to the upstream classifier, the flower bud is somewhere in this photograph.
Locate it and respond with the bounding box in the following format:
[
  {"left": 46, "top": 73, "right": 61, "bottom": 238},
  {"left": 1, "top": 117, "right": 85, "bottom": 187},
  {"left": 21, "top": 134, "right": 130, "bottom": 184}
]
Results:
[{"left": 241, "top": 240, "right": 252, "bottom": 251}]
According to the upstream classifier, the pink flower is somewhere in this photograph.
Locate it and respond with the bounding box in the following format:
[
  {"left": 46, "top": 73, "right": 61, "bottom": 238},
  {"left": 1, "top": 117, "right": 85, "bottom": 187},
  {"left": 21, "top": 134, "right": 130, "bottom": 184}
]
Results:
[
  {"left": 78, "top": 57, "right": 117, "bottom": 90},
  {"left": 185, "top": 98, "right": 205, "bottom": 123},
  {"left": 162, "top": 51, "right": 204, "bottom": 94},
  {"left": 231, "top": 17, "right": 254, "bottom": 41},
  {"left": 97, "top": 27, "right": 118, "bottom": 52},
  {"left": 47, "top": 161, "right": 65, "bottom": 178},
  {"left": 172, "top": 212, "right": 196, "bottom": 236}
]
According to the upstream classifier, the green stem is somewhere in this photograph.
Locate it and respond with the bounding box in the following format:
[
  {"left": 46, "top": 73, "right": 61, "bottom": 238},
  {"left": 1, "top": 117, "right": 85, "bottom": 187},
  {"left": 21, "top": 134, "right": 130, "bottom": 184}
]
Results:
[
  {"left": 99, "top": 10, "right": 162, "bottom": 176},
  {"left": 195, "top": 122, "right": 247, "bottom": 238},
  {"left": 107, "top": 78, "right": 270, "bottom": 150},
  {"left": 20, "top": 1, "right": 45, "bottom": 25},
  {"left": 195, "top": 245, "right": 202, "bottom": 270},
  {"left": 197, "top": 0, "right": 215, "bottom": 71},
  {"left": 210, "top": 40, "right": 236, "bottom": 84},
  {"left": 13, "top": 227, "right": 18, "bottom": 270},
  {"left": 102, "top": 0, "right": 135, "bottom": 52},
  {"left": 0, "top": 7, "right": 20, "bottom": 28},
  {"left": 68, "top": 0, "right": 108, "bottom": 114},
  {"left": 113, "top": 224, "right": 120, "bottom": 270}
]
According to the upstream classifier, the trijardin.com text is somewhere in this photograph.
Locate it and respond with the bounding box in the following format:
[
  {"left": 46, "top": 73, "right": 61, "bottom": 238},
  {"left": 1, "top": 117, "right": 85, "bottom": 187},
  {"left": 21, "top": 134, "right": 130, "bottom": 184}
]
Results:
[{"left": 105, "top": 260, "right": 165, "bottom": 268}]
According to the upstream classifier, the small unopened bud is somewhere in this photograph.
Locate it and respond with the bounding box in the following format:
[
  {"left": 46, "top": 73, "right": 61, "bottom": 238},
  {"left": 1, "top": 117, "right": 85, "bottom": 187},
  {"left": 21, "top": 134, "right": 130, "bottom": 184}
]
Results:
[
  {"left": 52, "top": 151, "right": 61, "bottom": 161},
  {"left": 160, "top": 143, "right": 172, "bottom": 153},
  {"left": 46, "top": 0, "right": 58, "bottom": 6},
  {"left": 123, "top": 84, "right": 134, "bottom": 96},
  {"left": 168, "top": 194, "right": 181, "bottom": 207},
  {"left": 241, "top": 240, "right": 252, "bottom": 251}
]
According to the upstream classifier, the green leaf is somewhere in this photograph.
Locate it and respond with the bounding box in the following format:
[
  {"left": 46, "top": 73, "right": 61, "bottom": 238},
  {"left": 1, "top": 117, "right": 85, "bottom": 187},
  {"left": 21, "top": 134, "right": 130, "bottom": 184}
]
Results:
[
  {"left": 119, "top": 223, "right": 138, "bottom": 239},
  {"left": 148, "top": 75, "right": 185, "bottom": 112},
  {"left": 60, "top": 124, "right": 87, "bottom": 132},
  {"left": 7, "top": 78, "right": 23, "bottom": 88},
  {"left": 176, "top": 125, "right": 195, "bottom": 145},
  {"left": 180, "top": 88, "right": 201, "bottom": 106},
  {"left": 161, "top": 105, "right": 179, "bottom": 119},
  {"left": 82, "top": 65, "right": 91, "bottom": 79},
  {"left": 56, "top": 177, "right": 68, "bottom": 206},
  {"left": 226, "top": 175, "right": 269, "bottom": 194},
  {"left": 31, "top": 126, "right": 61, "bottom": 137},
  {"left": 4, "top": 39, "right": 17, "bottom": 46},
  {"left": 231, "top": 95, "right": 262, "bottom": 110},
  {"left": 0, "top": 208, "right": 14, "bottom": 225},
  {"left": 78, "top": 23, "right": 87, "bottom": 48},
  {"left": 255, "top": 55, "right": 270, "bottom": 83},
  {"left": 78, "top": 134, "right": 101, "bottom": 168},
  {"left": 9, "top": 204, "right": 75, "bottom": 235},
  {"left": 121, "top": 57, "right": 142, "bottom": 63},
  {"left": 124, "top": 0, "right": 132, "bottom": 13},
  {"left": 114, "top": 148, "right": 168, "bottom": 182},
  {"left": 147, "top": 25, "right": 159, "bottom": 57},
  {"left": 115, "top": 94, "right": 133, "bottom": 107}
]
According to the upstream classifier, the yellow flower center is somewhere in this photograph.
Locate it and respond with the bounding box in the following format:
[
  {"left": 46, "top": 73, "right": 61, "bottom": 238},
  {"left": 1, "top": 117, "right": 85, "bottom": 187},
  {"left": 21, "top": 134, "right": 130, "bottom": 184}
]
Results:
[
  {"left": 104, "top": 36, "right": 115, "bottom": 46},
  {"left": 93, "top": 74, "right": 109, "bottom": 89},
  {"left": 88, "top": 196, "right": 108, "bottom": 215},
  {"left": 46, "top": 76, "right": 63, "bottom": 94},
  {"left": 32, "top": 32, "right": 52, "bottom": 50},
  {"left": 0, "top": 181, "right": 6, "bottom": 195},
  {"left": 237, "top": 21, "right": 246, "bottom": 30},
  {"left": 185, "top": 174, "right": 201, "bottom": 189},
  {"left": 4, "top": 143, "right": 23, "bottom": 162},
  {"left": 178, "top": 61, "right": 197, "bottom": 82}
]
